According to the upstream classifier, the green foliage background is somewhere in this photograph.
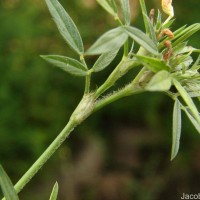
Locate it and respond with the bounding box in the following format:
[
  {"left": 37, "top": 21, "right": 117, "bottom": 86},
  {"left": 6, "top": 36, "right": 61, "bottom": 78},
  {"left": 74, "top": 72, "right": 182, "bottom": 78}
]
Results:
[{"left": 0, "top": 0, "right": 200, "bottom": 199}]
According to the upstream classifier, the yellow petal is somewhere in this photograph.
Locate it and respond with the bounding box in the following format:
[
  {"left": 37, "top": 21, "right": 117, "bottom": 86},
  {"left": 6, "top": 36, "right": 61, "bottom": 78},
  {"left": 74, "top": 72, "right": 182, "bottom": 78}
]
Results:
[{"left": 162, "top": 0, "right": 174, "bottom": 17}]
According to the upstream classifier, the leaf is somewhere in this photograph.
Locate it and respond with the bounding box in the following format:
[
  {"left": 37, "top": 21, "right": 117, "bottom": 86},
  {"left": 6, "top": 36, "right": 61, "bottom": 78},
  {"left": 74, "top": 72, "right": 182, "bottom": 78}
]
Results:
[
  {"left": 139, "top": 0, "right": 149, "bottom": 34},
  {"left": 143, "top": 14, "right": 157, "bottom": 45},
  {"left": 135, "top": 55, "right": 170, "bottom": 72},
  {"left": 171, "top": 99, "right": 182, "bottom": 160},
  {"left": 0, "top": 165, "right": 19, "bottom": 200},
  {"left": 86, "top": 27, "right": 128, "bottom": 55},
  {"left": 183, "top": 107, "right": 200, "bottom": 134},
  {"left": 41, "top": 55, "right": 88, "bottom": 76},
  {"left": 93, "top": 49, "right": 119, "bottom": 72},
  {"left": 124, "top": 26, "right": 159, "bottom": 55},
  {"left": 45, "top": 0, "right": 84, "bottom": 55},
  {"left": 191, "top": 55, "right": 200, "bottom": 70},
  {"left": 172, "top": 42, "right": 188, "bottom": 55},
  {"left": 186, "top": 82, "right": 200, "bottom": 97},
  {"left": 162, "top": 19, "right": 175, "bottom": 29},
  {"left": 96, "top": 0, "right": 118, "bottom": 17},
  {"left": 172, "top": 23, "right": 200, "bottom": 47},
  {"left": 172, "top": 78, "right": 200, "bottom": 124},
  {"left": 156, "top": 9, "right": 162, "bottom": 31},
  {"left": 120, "top": 0, "right": 131, "bottom": 25},
  {"left": 49, "top": 182, "right": 59, "bottom": 200},
  {"left": 146, "top": 70, "right": 171, "bottom": 91}
]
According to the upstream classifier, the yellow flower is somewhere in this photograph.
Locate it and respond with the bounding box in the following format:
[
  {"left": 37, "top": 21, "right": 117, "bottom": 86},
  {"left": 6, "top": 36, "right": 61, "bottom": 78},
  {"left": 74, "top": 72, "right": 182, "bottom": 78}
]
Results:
[{"left": 162, "top": 0, "right": 174, "bottom": 17}]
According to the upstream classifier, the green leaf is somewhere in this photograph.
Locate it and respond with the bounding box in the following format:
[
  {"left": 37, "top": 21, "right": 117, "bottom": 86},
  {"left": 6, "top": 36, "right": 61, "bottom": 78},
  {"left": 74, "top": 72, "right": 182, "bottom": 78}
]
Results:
[
  {"left": 172, "top": 42, "right": 188, "bottom": 55},
  {"left": 146, "top": 70, "right": 171, "bottom": 91},
  {"left": 120, "top": 0, "right": 131, "bottom": 25},
  {"left": 172, "top": 78, "right": 200, "bottom": 124},
  {"left": 172, "top": 23, "right": 200, "bottom": 47},
  {"left": 86, "top": 27, "right": 128, "bottom": 55},
  {"left": 41, "top": 55, "right": 88, "bottom": 76},
  {"left": 139, "top": 0, "right": 149, "bottom": 34},
  {"left": 124, "top": 26, "right": 159, "bottom": 55},
  {"left": 162, "top": 19, "right": 175, "bottom": 29},
  {"left": 171, "top": 99, "right": 182, "bottom": 160},
  {"left": 156, "top": 10, "right": 162, "bottom": 31},
  {"left": 191, "top": 55, "right": 200, "bottom": 70},
  {"left": 96, "top": 0, "right": 118, "bottom": 17},
  {"left": 45, "top": 0, "right": 84, "bottom": 55},
  {"left": 93, "top": 49, "right": 119, "bottom": 72},
  {"left": 185, "top": 82, "right": 200, "bottom": 98},
  {"left": 135, "top": 55, "right": 170, "bottom": 72},
  {"left": 0, "top": 165, "right": 19, "bottom": 200},
  {"left": 49, "top": 182, "right": 59, "bottom": 200},
  {"left": 183, "top": 107, "right": 200, "bottom": 134},
  {"left": 143, "top": 14, "right": 157, "bottom": 45}
]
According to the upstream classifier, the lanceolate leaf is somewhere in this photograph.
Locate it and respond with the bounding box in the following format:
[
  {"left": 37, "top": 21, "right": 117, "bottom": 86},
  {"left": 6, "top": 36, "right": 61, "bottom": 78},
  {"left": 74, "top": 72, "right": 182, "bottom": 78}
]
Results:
[
  {"left": 135, "top": 55, "right": 170, "bottom": 72},
  {"left": 172, "top": 23, "right": 200, "bottom": 47},
  {"left": 93, "top": 49, "right": 119, "bottom": 72},
  {"left": 139, "top": 0, "right": 149, "bottom": 34},
  {"left": 156, "top": 10, "right": 162, "bottom": 31},
  {"left": 86, "top": 27, "right": 128, "bottom": 55},
  {"left": 171, "top": 99, "right": 182, "bottom": 160},
  {"left": 49, "top": 182, "right": 59, "bottom": 200},
  {"left": 120, "top": 0, "right": 131, "bottom": 25},
  {"left": 146, "top": 70, "right": 171, "bottom": 91},
  {"left": 191, "top": 55, "right": 200, "bottom": 70},
  {"left": 45, "top": 0, "right": 84, "bottom": 55},
  {"left": 41, "top": 55, "right": 88, "bottom": 76},
  {"left": 143, "top": 14, "right": 157, "bottom": 45},
  {"left": 96, "top": 0, "right": 118, "bottom": 17},
  {"left": 124, "top": 26, "right": 159, "bottom": 55},
  {"left": 183, "top": 107, "right": 200, "bottom": 134},
  {"left": 0, "top": 165, "right": 19, "bottom": 200},
  {"left": 172, "top": 78, "right": 200, "bottom": 124}
]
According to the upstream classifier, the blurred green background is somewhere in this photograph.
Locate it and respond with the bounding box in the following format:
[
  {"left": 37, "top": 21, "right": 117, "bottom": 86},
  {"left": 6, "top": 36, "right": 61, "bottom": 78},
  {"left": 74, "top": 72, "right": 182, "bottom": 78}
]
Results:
[{"left": 0, "top": 0, "right": 200, "bottom": 199}]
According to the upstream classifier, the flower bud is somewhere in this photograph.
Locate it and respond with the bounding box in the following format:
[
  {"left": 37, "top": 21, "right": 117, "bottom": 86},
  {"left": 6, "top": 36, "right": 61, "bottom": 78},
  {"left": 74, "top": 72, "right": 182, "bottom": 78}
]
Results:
[{"left": 162, "top": 0, "right": 174, "bottom": 17}]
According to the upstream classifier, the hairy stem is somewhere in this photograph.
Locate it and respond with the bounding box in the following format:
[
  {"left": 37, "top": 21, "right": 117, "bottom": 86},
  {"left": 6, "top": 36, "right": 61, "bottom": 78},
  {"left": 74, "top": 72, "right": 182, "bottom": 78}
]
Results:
[
  {"left": 95, "top": 59, "right": 139, "bottom": 98},
  {"left": 94, "top": 83, "right": 143, "bottom": 112},
  {"left": 12, "top": 118, "right": 77, "bottom": 195}
]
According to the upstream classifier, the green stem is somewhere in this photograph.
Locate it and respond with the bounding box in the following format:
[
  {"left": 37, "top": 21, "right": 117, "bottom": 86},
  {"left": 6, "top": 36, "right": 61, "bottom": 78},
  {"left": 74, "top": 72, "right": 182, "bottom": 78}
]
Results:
[
  {"left": 123, "top": 40, "right": 129, "bottom": 57},
  {"left": 85, "top": 72, "right": 91, "bottom": 94},
  {"left": 94, "top": 83, "right": 143, "bottom": 112},
  {"left": 95, "top": 59, "right": 139, "bottom": 98},
  {"left": 3, "top": 93, "right": 96, "bottom": 198},
  {"left": 11, "top": 119, "right": 77, "bottom": 195}
]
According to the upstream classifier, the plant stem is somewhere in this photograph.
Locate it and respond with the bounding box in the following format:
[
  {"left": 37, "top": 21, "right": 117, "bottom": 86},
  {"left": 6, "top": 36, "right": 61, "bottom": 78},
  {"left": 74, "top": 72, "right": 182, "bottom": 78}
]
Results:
[
  {"left": 94, "top": 83, "right": 143, "bottom": 112},
  {"left": 123, "top": 40, "right": 129, "bottom": 57},
  {"left": 11, "top": 118, "right": 77, "bottom": 196},
  {"left": 95, "top": 59, "right": 139, "bottom": 98},
  {"left": 85, "top": 72, "right": 91, "bottom": 94}
]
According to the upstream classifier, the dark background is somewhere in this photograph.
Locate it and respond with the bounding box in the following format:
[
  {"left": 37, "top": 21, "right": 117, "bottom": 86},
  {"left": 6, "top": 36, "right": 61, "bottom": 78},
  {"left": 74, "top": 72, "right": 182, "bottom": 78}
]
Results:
[{"left": 0, "top": 0, "right": 200, "bottom": 199}]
